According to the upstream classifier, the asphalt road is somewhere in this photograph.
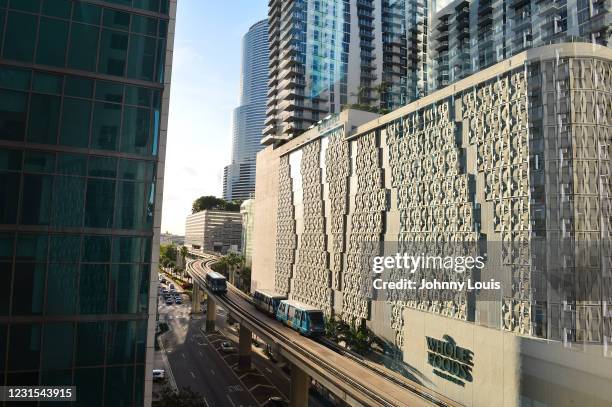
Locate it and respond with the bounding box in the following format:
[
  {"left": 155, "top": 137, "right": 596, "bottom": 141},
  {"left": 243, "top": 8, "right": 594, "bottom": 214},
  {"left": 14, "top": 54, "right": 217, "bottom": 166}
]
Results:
[{"left": 158, "top": 290, "right": 259, "bottom": 407}]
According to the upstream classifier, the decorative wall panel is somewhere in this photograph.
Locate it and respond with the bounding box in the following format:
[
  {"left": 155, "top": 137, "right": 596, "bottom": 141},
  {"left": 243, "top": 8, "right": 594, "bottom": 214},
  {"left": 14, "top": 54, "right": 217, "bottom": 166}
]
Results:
[{"left": 274, "top": 155, "right": 296, "bottom": 296}]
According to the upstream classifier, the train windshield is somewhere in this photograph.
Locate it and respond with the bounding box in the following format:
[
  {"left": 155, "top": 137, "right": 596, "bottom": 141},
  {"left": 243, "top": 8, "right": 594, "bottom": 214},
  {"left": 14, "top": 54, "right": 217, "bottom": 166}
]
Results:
[{"left": 308, "top": 312, "right": 324, "bottom": 328}]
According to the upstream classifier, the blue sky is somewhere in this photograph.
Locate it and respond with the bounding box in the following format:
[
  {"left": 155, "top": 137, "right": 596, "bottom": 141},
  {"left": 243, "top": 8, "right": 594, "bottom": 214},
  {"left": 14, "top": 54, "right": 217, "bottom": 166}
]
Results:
[{"left": 162, "top": 0, "right": 268, "bottom": 234}]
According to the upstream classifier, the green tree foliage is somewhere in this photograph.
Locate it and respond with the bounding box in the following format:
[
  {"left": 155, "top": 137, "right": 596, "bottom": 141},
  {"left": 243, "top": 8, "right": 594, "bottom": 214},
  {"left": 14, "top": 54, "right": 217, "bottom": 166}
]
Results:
[
  {"left": 191, "top": 195, "right": 242, "bottom": 213},
  {"left": 153, "top": 386, "right": 203, "bottom": 407},
  {"left": 160, "top": 244, "right": 177, "bottom": 262},
  {"left": 179, "top": 246, "right": 188, "bottom": 266}
]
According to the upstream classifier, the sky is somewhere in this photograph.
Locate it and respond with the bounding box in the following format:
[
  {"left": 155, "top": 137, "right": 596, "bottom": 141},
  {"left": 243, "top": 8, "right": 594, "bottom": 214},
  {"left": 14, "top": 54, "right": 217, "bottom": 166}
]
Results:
[{"left": 162, "top": 1, "right": 268, "bottom": 235}]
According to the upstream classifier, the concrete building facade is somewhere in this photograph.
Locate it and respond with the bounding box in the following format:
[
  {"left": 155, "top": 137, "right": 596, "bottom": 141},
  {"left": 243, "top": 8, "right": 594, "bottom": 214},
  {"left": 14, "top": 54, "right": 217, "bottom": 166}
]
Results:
[
  {"left": 185, "top": 210, "right": 242, "bottom": 254},
  {"left": 223, "top": 19, "right": 269, "bottom": 201},
  {"left": 240, "top": 199, "right": 255, "bottom": 267},
  {"left": 252, "top": 43, "right": 612, "bottom": 406}
]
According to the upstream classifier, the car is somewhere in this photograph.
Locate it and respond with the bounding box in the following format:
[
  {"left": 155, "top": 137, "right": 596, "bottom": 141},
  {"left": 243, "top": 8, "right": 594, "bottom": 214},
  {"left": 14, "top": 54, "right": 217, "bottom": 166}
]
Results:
[
  {"left": 220, "top": 341, "right": 236, "bottom": 353},
  {"left": 169, "top": 283, "right": 175, "bottom": 290},
  {"left": 161, "top": 288, "right": 169, "bottom": 295},
  {"left": 174, "top": 297, "right": 182, "bottom": 305},
  {"left": 152, "top": 369, "right": 165, "bottom": 381},
  {"left": 262, "top": 397, "right": 287, "bottom": 407},
  {"left": 165, "top": 297, "right": 174, "bottom": 305}
]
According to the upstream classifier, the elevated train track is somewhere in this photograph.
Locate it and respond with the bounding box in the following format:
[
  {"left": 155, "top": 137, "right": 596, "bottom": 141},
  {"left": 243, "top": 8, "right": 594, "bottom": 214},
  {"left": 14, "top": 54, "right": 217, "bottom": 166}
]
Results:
[{"left": 188, "top": 257, "right": 460, "bottom": 407}]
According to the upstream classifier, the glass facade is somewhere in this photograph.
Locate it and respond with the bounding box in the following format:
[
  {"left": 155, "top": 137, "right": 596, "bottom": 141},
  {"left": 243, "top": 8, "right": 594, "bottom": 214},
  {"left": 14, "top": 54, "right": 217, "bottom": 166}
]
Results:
[{"left": 0, "top": 0, "right": 172, "bottom": 405}]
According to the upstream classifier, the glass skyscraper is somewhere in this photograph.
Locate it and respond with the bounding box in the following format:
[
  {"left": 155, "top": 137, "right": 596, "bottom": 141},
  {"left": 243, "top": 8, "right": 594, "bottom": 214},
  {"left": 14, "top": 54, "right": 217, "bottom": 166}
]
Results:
[
  {"left": 0, "top": 0, "right": 175, "bottom": 406},
  {"left": 223, "top": 19, "right": 269, "bottom": 202}
]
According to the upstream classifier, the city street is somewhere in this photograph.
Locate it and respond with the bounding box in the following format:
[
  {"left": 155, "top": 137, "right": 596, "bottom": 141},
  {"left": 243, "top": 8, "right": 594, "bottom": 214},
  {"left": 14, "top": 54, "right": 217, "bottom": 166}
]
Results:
[{"left": 154, "top": 277, "right": 333, "bottom": 406}]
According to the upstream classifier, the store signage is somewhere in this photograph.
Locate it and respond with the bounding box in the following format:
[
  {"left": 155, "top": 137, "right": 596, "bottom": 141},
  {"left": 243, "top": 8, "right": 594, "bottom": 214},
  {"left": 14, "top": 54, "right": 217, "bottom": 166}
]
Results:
[{"left": 426, "top": 335, "right": 474, "bottom": 386}]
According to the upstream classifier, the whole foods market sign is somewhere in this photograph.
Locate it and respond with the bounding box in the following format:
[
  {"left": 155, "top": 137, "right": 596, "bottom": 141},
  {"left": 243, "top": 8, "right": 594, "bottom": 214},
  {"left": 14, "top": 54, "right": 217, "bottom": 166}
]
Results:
[{"left": 426, "top": 335, "right": 474, "bottom": 386}]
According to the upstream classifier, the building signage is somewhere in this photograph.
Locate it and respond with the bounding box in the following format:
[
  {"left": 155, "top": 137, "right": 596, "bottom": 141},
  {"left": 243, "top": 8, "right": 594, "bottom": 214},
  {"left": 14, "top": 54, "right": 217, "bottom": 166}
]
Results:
[{"left": 426, "top": 335, "right": 474, "bottom": 386}]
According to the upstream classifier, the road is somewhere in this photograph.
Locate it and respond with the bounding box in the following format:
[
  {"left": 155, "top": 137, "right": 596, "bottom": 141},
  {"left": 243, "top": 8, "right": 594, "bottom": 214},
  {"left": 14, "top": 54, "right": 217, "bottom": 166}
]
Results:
[
  {"left": 157, "top": 285, "right": 260, "bottom": 407},
  {"left": 155, "top": 276, "right": 334, "bottom": 406}
]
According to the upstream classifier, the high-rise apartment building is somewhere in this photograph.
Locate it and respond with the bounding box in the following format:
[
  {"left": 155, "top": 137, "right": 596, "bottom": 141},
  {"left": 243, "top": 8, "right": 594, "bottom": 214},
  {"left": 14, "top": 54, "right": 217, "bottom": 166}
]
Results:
[
  {"left": 223, "top": 19, "right": 269, "bottom": 201},
  {"left": 0, "top": 1, "right": 175, "bottom": 406},
  {"left": 430, "top": 0, "right": 611, "bottom": 90},
  {"left": 263, "top": 0, "right": 432, "bottom": 145}
]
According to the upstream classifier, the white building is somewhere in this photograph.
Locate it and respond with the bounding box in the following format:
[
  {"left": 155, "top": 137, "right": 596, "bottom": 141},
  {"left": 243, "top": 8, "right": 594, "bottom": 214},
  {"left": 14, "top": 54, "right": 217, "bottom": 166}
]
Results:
[{"left": 185, "top": 210, "right": 242, "bottom": 254}]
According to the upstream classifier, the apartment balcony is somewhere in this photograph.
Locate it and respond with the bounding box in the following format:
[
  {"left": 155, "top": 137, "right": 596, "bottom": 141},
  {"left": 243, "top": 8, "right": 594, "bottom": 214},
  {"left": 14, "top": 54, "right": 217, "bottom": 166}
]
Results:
[
  {"left": 357, "top": 0, "right": 375, "bottom": 10},
  {"left": 436, "top": 41, "right": 449, "bottom": 51},
  {"left": 262, "top": 123, "right": 277, "bottom": 136},
  {"left": 510, "top": 0, "right": 529, "bottom": 8},
  {"left": 457, "top": 27, "right": 470, "bottom": 39},
  {"left": 357, "top": 9, "right": 375, "bottom": 19},
  {"left": 360, "top": 30, "right": 375, "bottom": 39},
  {"left": 267, "top": 85, "right": 277, "bottom": 98},
  {"left": 265, "top": 104, "right": 277, "bottom": 118}
]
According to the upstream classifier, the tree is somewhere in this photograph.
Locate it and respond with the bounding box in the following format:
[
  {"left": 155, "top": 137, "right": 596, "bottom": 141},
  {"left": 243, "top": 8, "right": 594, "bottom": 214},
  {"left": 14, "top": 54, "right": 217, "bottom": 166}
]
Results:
[
  {"left": 240, "top": 266, "right": 251, "bottom": 292},
  {"left": 153, "top": 385, "right": 203, "bottom": 407},
  {"left": 160, "top": 244, "right": 177, "bottom": 262},
  {"left": 179, "top": 246, "right": 188, "bottom": 267},
  {"left": 192, "top": 196, "right": 242, "bottom": 213},
  {"left": 325, "top": 317, "right": 349, "bottom": 342}
]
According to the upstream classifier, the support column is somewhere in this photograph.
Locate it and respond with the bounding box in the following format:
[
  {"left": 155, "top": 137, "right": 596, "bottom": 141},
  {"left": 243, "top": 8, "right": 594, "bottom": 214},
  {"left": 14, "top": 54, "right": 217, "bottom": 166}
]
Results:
[
  {"left": 206, "top": 296, "right": 216, "bottom": 333},
  {"left": 191, "top": 286, "right": 201, "bottom": 313},
  {"left": 290, "top": 364, "right": 310, "bottom": 407},
  {"left": 237, "top": 324, "right": 252, "bottom": 370}
]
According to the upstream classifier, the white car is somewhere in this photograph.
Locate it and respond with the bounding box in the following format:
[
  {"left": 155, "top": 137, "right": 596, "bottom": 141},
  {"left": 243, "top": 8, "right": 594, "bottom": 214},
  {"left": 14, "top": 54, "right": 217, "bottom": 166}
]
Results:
[{"left": 152, "top": 369, "right": 165, "bottom": 381}]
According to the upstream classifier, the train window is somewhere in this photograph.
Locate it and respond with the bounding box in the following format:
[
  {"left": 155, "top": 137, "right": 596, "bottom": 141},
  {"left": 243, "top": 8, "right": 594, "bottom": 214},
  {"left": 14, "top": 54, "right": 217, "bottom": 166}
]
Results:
[{"left": 288, "top": 306, "right": 295, "bottom": 319}]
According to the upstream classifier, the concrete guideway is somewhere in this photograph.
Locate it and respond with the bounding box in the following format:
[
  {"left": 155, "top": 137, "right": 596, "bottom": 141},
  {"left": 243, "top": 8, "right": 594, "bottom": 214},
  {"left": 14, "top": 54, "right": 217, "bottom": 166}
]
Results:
[{"left": 187, "top": 258, "right": 460, "bottom": 407}]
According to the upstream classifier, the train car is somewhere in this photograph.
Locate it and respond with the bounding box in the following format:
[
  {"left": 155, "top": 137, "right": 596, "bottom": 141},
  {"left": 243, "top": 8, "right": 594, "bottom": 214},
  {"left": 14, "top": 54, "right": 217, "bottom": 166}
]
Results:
[
  {"left": 252, "top": 289, "right": 287, "bottom": 317},
  {"left": 205, "top": 271, "right": 227, "bottom": 294},
  {"left": 276, "top": 300, "right": 325, "bottom": 337}
]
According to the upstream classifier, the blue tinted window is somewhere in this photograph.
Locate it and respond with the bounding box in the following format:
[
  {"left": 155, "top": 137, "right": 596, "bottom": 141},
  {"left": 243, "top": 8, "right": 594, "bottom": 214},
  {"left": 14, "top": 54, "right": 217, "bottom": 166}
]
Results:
[
  {"left": 103, "top": 9, "right": 130, "bottom": 30},
  {"left": 75, "top": 322, "right": 106, "bottom": 366},
  {"left": 12, "top": 263, "right": 45, "bottom": 315},
  {"left": 105, "top": 366, "right": 134, "bottom": 407},
  {"left": 83, "top": 235, "right": 111, "bottom": 262},
  {"left": 85, "top": 179, "right": 115, "bottom": 228},
  {"left": 98, "top": 29, "right": 128, "bottom": 76},
  {"left": 106, "top": 321, "right": 136, "bottom": 364},
  {"left": 74, "top": 368, "right": 104, "bottom": 407},
  {"left": 0, "top": 66, "right": 30, "bottom": 90},
  {"left": 0, "top": 148, "right": 22, "bottom": 171},
  {"left": 0, "top": 172, "right": 20, "bottom": 223},
  {"left": 41, "top": 0, "right": 71, "bottom": 18},
  {"left": 109, "top": 265, "right": 139, "bottom": 313},
  {"left": 68, "top": 23, "right": 99, "bottom": 72},
  {"left": 0, "top": 89, "right": 27, "bottom": 141},
  {"left": 3, "top": 12, "right": 37, "bottom": 62},
  {"left": 79, "top": 264, "right": 108, "bottom": 314},
  {"left": 60, "top": 98, "right": 92, "bottom": 148},
  {"left": 41, "top": 323, "right": 74, "bottom": 370},
  {"left": 121, "top": 106, "right": 150, "bottom": 154},
  {"left": 8, "top": 324, "right": 41, "bottom": 370},
  {"left": 46, "top": 264, "right": 77, "bottom": 314},
  {"left": 49, "top": 235, "right": 81, "bottom": 262},
  {"left": 92, "top": 102, "right": 121, "bottom": 151},
  {"left": 0, "top": 263, "right": 11, "bottom": 314},
  {"left": 27, "top": 94, "right": 61, "bottom": 144},
  {"left": 57, "top": 153, "right": 87, "bottom": 175},
  {"left": 131, "top": 14, "right": 156, "bottom": 35},
  {"left": 51, "top": 176, "right": 85, "bottom": 227},
  {"left": 119, "top": 159, "right": 149, "bottom": 180},
  {"left": 65, "top": 76, "right": 94, "bottom": 98},
  {"left": 36, "top": 18, "right": 69, "bottom": 67},
  {"left": 115, "top": 181, "right": 145, "bottom": 229},
  {"left": 0, "top": 233, "right": 14, "bottom": 260},
  {"left": 72, "top": 3, "right": 100, "bottom": 24},
  {"left": 20, "top": 174, "right": 53, "bottom": 225},
  {"left": 24, "top": 151, "right": 55, "bottom": 173},
  {"left": 9, "top": 0, "right": 40, "bottom": 12},
  {"left": 88, "top": 156, "right": 117, "bottom": 178},
  {"left": 32, "top": 72, "right": 63, "bottom": 94},
  {"left": 16, "top": 234, "right": 48, "bottom": 262},
  {"left": 125, "top": 86, "right": 151, "bottom": 107},
  {"left": 112, "top": 237, "right": 142, "bottom": 263},
  {"left": 127, "top": 34, "right": 156, "bottom": 81},
  {"left": 96, "top": 81, "right": 123, "bottom": 103}
]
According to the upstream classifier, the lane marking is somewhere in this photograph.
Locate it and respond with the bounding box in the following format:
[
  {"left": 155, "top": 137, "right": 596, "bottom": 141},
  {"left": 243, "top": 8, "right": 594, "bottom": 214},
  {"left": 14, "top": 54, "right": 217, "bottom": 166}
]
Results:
[
  {"left": 265, "top": 368, "right": 272, "bottom": 374},
  {"left": 202, "top": 397, "right": 210, "bottom": 407},
  {"left": 210, "top": 369, "right": 216, "bottom": 376},
  {"left": 190, "top": 371, "right": 196, "bottom": 379},
  {"left": 198, "top": 351, "right": 203, "bottom": 356},
  {"left": 181, "top": 352, "right": 186, "bottom": 359},
  {"left": 226, "top": 395, "right": 237, "bottom": 407}
]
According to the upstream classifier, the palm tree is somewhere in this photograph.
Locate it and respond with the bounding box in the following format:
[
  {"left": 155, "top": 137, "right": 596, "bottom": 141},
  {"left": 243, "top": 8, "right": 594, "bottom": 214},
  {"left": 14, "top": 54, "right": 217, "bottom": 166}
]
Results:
[
  {"left": 180, "top": 246, "right": 188, "bottom": 268},
  {"left": 374, "top": 81, "right": 390, "bottom": 110}
]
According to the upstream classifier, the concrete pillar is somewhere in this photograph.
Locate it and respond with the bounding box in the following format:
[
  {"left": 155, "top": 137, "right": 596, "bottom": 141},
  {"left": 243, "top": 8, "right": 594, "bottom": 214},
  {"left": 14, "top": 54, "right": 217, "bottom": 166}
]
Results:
[
  {"left": 191, "top": 286, "right": 201, "bottom": 313},
  {"left": 206, "top": 296, "right": 216, "bottom": 333},
  {"left": 290, "top": 364, "right": 310, "bottom": 407},
  {"left": 237, "top": 324, "right": 252, "bottom": 370}
]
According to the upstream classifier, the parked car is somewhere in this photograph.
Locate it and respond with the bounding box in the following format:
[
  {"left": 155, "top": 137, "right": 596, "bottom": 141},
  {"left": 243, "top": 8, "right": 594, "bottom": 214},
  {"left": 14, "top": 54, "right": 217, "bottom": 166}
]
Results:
[
  {"left": 262, "top": 397, "right": 287, "bottom": 407},
  {"left": 174, "top": 297, "right": 182, "bottom": 305},
  {"left": 165, "top": 297, "right": 173, "bottom": 305},
  {"left": 152, "top": 369, "right": 165, "bottom": 381},
  {"left": 161, "top": 288, "right": 169, "bottom": 295},
  {"left": 220, "top": 341, "right": 236, "bottom": 353},
  {"left": 169, "top": 283, "right": 175, "bottom": 290}
]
